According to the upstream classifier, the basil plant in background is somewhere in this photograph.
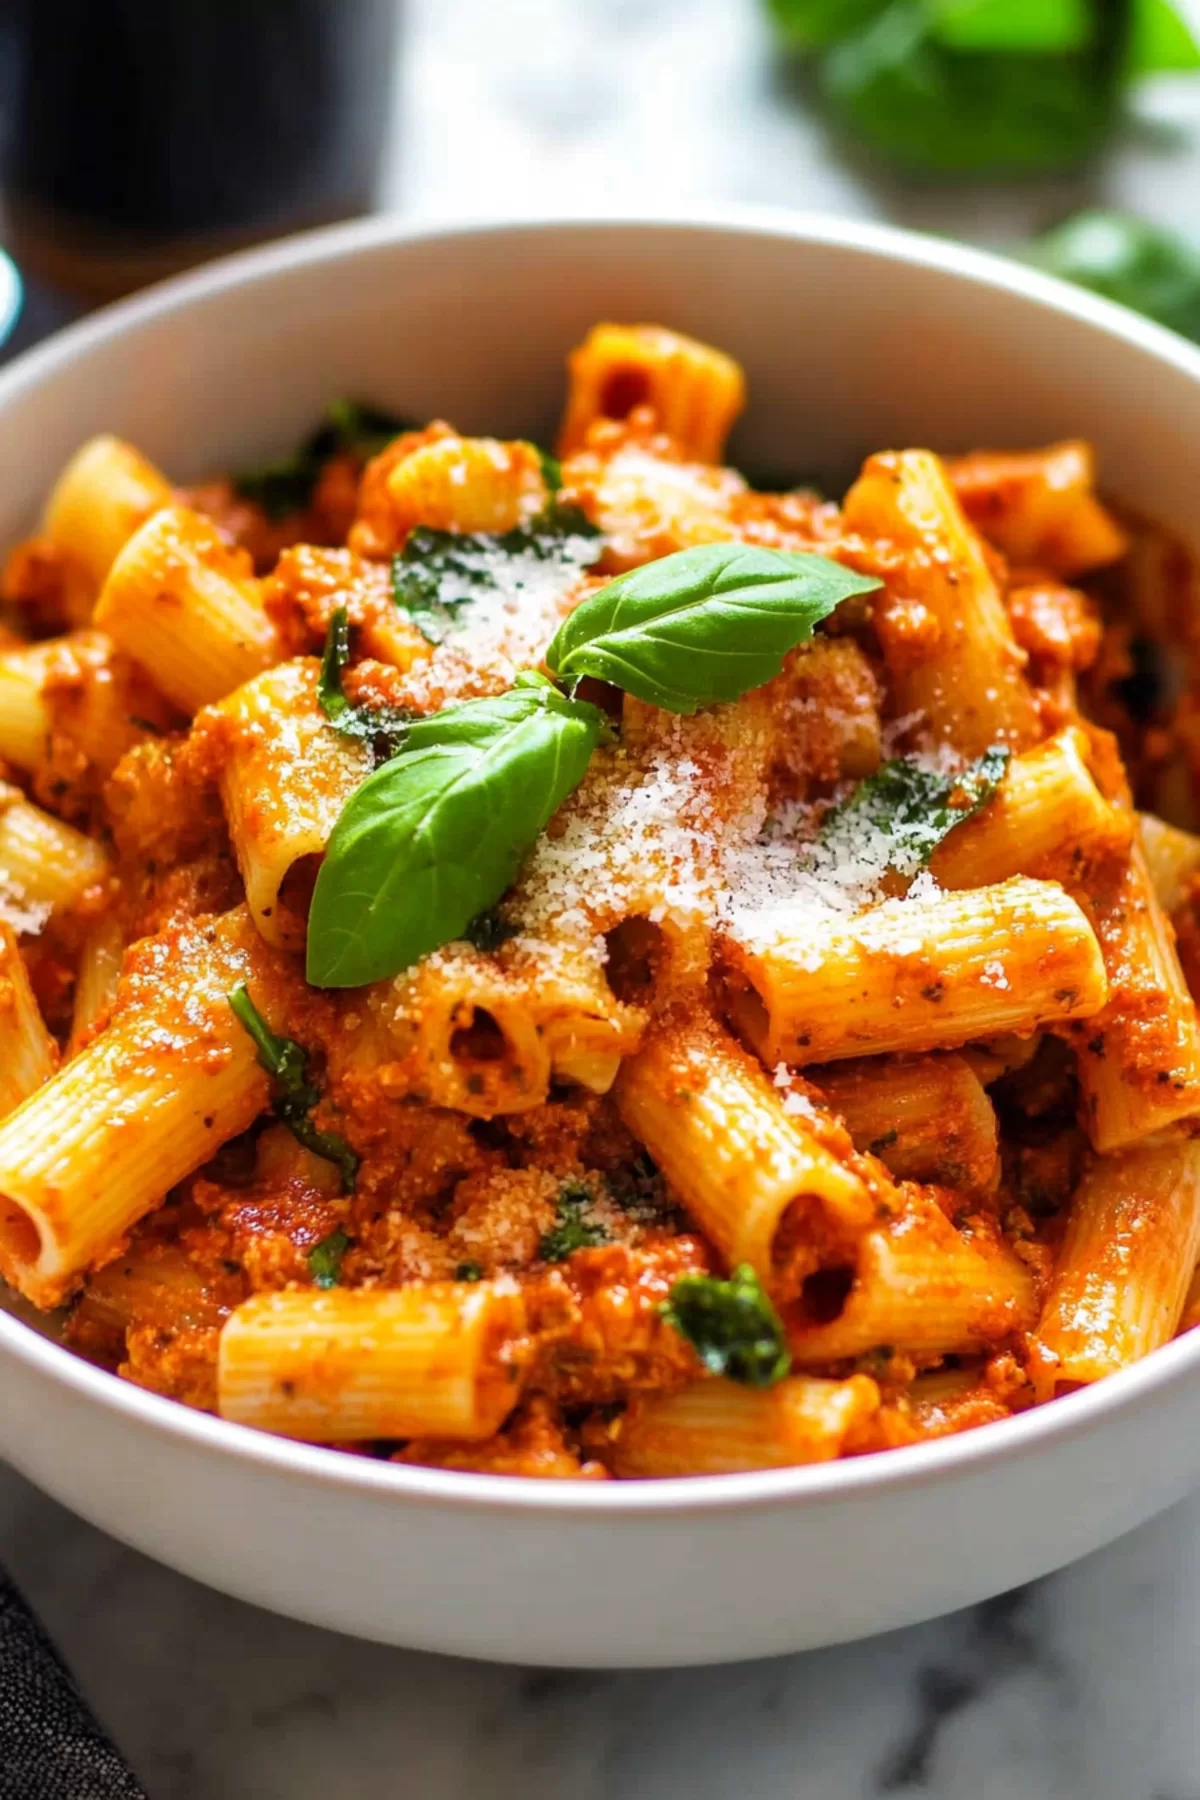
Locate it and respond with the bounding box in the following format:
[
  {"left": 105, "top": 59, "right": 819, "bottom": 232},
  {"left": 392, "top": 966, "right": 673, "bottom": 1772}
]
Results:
[
  {"left": 764, "top": 0, "right": 1200, "bottom": 174},
  {"left": 1024, "top": 209, "right": 1200, "bottom": 346}
]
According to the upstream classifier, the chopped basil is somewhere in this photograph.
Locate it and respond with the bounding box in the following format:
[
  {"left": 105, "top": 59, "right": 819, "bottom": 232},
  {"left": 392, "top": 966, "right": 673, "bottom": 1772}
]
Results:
[
  {"left": 306, "top": 674, "right": 606, "bottom": 988},
  {"left": 455, "top": 1261, "right": 484, "bottom": 1282},
  {"left": 227, "top": 982, "right": 358, "bottom": 1191},
  {"left": 390, "top": 502, "right": 601, "bottom": 647},
  {"left": 462, "top": 907, "right": 521, "bottom": 953},
  {"left": 661, "top": 1264, "right": 792, "bottom": 1387},
  {"left": 309, "top": 1227, "right": 351, "bottom": 1289},
  {"left": 317, "top": 606, "right": 413, "bottom": 761},
  {"left": 546, "top": 543, "right": 880, "bottom": 714},
  {"left": 821, "top": 745, "right": 1010, "bottom": 877},
  {"left": 539, "top": 1182, "right": 611, "bottom": 1263},
  {"left": 233, "top": 399, "right": 412, "bottom": 521}
]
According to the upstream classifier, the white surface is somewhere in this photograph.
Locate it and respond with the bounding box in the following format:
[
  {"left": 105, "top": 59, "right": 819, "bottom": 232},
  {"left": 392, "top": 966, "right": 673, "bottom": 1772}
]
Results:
[{"left": 6, "top": 0, "right": 1200, "bottom": 1787}]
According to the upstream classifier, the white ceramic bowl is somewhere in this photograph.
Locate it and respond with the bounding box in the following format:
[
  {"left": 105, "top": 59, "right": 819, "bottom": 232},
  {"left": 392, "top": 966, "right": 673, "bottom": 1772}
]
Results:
[{"left": 4, "top": 212, "right": 1200, "bottom": 1668}]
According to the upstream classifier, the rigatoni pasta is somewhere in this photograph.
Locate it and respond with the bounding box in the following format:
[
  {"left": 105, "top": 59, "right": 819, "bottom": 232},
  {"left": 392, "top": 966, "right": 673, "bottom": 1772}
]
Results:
[{"left": 0, "top": 321, "right": 1197, "bottom": 1479}]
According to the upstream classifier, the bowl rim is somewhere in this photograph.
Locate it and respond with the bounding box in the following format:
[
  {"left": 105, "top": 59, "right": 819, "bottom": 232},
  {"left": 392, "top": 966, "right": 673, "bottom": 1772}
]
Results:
[{"left": 5, "top": 203, "right": 1200, "bottom": 1519}]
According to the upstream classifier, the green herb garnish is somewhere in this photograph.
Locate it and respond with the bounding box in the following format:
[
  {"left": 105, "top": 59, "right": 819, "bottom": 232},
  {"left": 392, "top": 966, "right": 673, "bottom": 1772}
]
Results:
[
  {"left": 317, "top": 606, "right": 413, "bottom": 761},
  {"left": 661, "top": 1264, "right": 792, "bottom": 1388},
  {"left": 309, "top": 1227, "right": 350, "bottom": 1289},
  {"left": 228, "top": 982, "right": 358, "bottom": 1191},
  {"left": 539, "top": 1182, "right": 611, "bottom": 1263},
  {"left": 821, "top": 745, "right": 1010, "bottom": 876},
  {"left": 309, "top": 545, "right": 884, "bottom": 986},
  {"left": 1025, "top": 210, "right": 1200, "bottom": 345},
  {"left": 463, "top": 907, "right": 521, "bottom": 953},
  {"left": 455, "top": 1261, "right": 484, "bottom": 1282},
  {"left": 390, "top": 503, "right": 601, "bottom": 646},
  {"left": 546, "top": 543, "right": 880, "bottom": 714},
  {"left": 306, "top": 673, "right": 606, "bottom": 987},
  {"left": 233, "top": 399, "right": 413, "bottom": 521}
]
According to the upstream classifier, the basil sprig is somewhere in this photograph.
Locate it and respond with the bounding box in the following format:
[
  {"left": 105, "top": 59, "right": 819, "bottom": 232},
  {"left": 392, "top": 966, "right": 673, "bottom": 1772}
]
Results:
[
  {"left": 306, "top": 674, "right": 606, "bottom": 987},
  {"left": 546, "top": 543, "right": 880, "bottom": 713},
  {"left": 228, "top": 982, "right": 358, "bottom": 1191},
  {"left": 307, "top": 544, "right": 881, "bottom": 988}
]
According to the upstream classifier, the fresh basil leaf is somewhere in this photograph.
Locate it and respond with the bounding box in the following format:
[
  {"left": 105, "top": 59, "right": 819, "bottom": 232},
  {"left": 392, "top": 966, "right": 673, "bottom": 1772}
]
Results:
[
  {"left": 1024, "top": 210, "right": 1200, "bottom": 343},
  {"left": 317, "top": 607, "right": 413, "bottom": 760},
  {"left": 228, "top": 982, "right": 358, "bottom": 1191},
  {"left": 821, "top": 745, "right": 1010, "bottom": 875},
  {"left": 307, "top": 681, "right": 606, "bottom": 988},
  {"left": 539, "top": 1181, "right": 611, "bottom": 1262},
  {"left": 1126, "top": 0, "right": 1200, "bottom": 73},
  {"left": 391, "top": 505, "right": 602, "bottom": 646},
  {"left": 309, "top": 1227, "right": 351, "bottom": 1289},
  {"left": 546, "top": 543, "right": 880, "bottom": 714},
  {"left": 455, "top": 1261, "right": 484, "bottom": 1281},
  {"left": 932, "top": 0, "right": 1092, "bottom": 54},
  {"left": 821, "top": 0, "right": 1121, "bottom": 174},
  {"left": 233, "top": 399, "right": 412, "bottom": 521},
  {"left": 763, "top": 0, "right": 890, "bottom": 49},
  {"left": 661, "top": 1265, "right": 792, "bottom": 1388}
]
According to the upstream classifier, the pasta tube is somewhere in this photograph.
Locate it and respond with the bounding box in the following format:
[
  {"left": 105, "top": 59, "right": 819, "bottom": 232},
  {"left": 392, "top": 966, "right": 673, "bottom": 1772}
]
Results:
[
  {"left": 930, "top": 727, "right": 1130, "bottom": 889},
  {"left": 0, "top": 784, "right": 110, "bottom": 918},
  {"left": 842, "top": 450, "right": 1038, "bottom": 754},
  {"left": 0, "top": 910, "right": 273, "bottom": 1307},
  {"left": 42, "top": 434, "right": 174, "bottom": 591},
  {"left": 1034, "top": 1138, "right": 1200, "bottom": 1385},
  {"left": 790, "top": 1193, "right": 1038, "bottom": 1363},
  {"left": 615, "top": 1013, "right": 875, "bottom": 1292},
  {"left": 218, "top": 1282, "right": 529, "bottom": 1441},
  {"left": 1072, "top": 837, "right": 1200, "bottom": 1151},
  {"left": 0, "top": 924, "right": 57, "bottom": 1119},
  {"left": 812, "top": 1052, "right": 998, "bottom": 1191},
  {"left": 610, "top": 1374, "right": 880, "bottom": 1477},
  {"left": 724, "top": 877, "right": 1108, "bottom": 1065},
  {"left": 208, "top": 659, "right": 372, "bottom": 951},
  {"left": 559, "top": 324, "right": 746, "bottom": 462},
  {"left": 96, "top": 505, "right": 280, "bottom": 713}
]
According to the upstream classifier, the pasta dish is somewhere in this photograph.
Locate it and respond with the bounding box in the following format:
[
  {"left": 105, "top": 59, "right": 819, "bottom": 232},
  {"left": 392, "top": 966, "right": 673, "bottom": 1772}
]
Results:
[{"left": 0, "top": 321, "right": 1197, "bottom": 1480}]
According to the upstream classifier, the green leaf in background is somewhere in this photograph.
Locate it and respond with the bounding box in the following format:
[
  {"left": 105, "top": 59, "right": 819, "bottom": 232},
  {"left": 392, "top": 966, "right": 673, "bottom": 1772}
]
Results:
[
  {"left": 661, "top": 1265, "right": 792, "bottom": 1388},
  {"left": 821, "top": 1, "right": 1120, "bottom": 174},
  {"left": 391, "top": 503, "right": 601, "bottom": 646},
  {"left": 1126, "top": 0, "right": 1200, "bottom": 73},
  {"left": 233, "top": 398, "right": 413, "bottom": 521},
  {"left": 931, "top": 0, "right": 1092, "bottom": 54},
  {"left": 1025, "top": 209, "right": 1200, "bottom": 343},
  {"left": 306, "top": 675, "right": 606, "bottom": 988},
  {"left": 763, "top": 0, "right": 889, "bottom": 50},
  {"left": 819, "top": 745, "right": 1010, "bottom": 876},
  {"left": 546, "top": 543, "right": 880, "bottom": 714}
]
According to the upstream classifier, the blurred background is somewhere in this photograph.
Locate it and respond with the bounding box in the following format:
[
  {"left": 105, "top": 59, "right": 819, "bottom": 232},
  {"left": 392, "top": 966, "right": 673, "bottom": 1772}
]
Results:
[{"left": 2, "top": 0, "right": 1200, "bottom": 357}]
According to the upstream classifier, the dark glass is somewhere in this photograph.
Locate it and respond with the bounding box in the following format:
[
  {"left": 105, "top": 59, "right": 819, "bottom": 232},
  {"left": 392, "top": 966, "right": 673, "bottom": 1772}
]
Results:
[{"left": 0, "top": 0, "right": 401, "bottom": 300}]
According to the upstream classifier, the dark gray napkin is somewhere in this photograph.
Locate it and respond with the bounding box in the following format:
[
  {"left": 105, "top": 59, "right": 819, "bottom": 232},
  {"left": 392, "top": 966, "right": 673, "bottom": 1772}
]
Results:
[{"left": 0, "top": 1566, "right": 146, "bottom": 1799}]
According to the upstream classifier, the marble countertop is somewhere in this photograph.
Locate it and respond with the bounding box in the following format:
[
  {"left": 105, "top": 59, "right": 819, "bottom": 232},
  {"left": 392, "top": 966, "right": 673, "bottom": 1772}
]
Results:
[{"left": 8, "top": 2, "right": 1200, "bottom": 1794}]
